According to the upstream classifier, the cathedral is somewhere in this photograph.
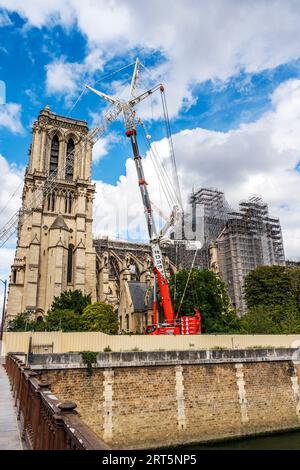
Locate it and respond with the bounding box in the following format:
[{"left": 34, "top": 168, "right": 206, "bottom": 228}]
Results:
[
  {"left": 6, "top": 106, "right": 175, "bottom": 332},
  {"left": 6, "top": 106, "right": 283, "bottom": 325}
]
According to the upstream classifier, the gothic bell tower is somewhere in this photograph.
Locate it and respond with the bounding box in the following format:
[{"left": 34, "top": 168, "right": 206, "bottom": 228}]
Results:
[{"left": 6, "top": 105, "right": 96, "bottom": 320}]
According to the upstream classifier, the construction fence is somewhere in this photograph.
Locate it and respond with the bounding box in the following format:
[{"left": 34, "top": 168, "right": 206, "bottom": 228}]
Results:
[{"left": 1, "top": 332, "right": 300, "bottom": 356}]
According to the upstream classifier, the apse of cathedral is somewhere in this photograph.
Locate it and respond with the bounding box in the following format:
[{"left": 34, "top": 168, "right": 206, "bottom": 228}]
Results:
[{"left": 6, "top": 107, "right": 175, "bottom": 333}]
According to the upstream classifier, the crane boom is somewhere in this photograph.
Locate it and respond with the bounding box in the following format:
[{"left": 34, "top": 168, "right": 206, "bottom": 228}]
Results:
[
  {"left": 1, "top": 57, "right": 201, "bottom": 335},
  {"left": 86, "top": 58, "right": 202, "bottom": 335},
  {"left": 126, "top": 127, "right": 175, "bottom": 324}
]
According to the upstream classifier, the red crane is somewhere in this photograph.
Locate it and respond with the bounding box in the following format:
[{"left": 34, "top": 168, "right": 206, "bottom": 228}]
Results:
[{"left": 86, "top": 58, "right": 201, "bottom": 335}]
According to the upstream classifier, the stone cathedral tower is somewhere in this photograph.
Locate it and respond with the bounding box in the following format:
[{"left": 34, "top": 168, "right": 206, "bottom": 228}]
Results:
[{"left": 6, "top": 106, "right": 96, "bottom": 320}]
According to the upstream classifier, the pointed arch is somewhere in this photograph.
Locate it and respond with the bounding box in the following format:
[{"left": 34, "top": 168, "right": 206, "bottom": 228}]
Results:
[
  {"left": 47, "top": 190, "right": 56, "bottom": 212},
  {"left": 129, "top": 260, "right": 140, "bottom": 281},
  {"left": 65, "top": 138, "right": 75, "bottom": 181},
  {"left": 49, "top": 135, "right": 59, "bottom": 174},
  {"left": 67, "top": 243, "right": 74, "bottom": 283},
  {"left": 64, "top": 191, "right": 74, "bottom": 214}
]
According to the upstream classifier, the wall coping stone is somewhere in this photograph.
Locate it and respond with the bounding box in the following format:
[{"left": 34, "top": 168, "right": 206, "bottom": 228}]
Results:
[{"left": 28, "top": 348, "right": 300, "bottom": 370}]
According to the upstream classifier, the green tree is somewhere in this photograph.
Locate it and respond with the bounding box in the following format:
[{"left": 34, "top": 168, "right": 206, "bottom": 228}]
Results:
[
  {"left": 7, "top": 312, "right": 31, "bottom": 332},
  {"left": 50, "top": 290, "right": 91, "bottom": 314},
  {"left": 168, "top": 269, "right": 240, "bottom": 333},
  {"left": 244, "top": 266, "right": 296, "bottom": 310},
  {"left": 44, "top": 309, "right": 82, "bottom": 332},
  {"left": 290, "top": 269, "right": 300, "bottom": 312},
  {"left": 7, "top": 312, "right": 46, "bottom": 332},
  {"left": 80, "top": 302, "right": 119, "bottom": 334},
  {"left": 240, "top": 305, "right": 280, "bottom": 334},
  {"left": 280, "top": 307, "right": 300, "bottom": 334},
  {"left": 240, "top": 302, "right": 300, "bottom": 334}
]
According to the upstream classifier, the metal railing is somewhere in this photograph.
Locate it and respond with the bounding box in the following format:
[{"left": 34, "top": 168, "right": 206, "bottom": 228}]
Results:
[{"left": 5, "top": 354, "right": 108, "bottom": 450}]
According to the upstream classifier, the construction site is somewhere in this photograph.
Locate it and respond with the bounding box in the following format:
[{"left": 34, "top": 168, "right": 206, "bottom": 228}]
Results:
[
  {"left": 0, "top": 58, "right": 286, "bottom": 333},
  {"left": 172, "top": 188, "right": 285, "bottom": 314}
]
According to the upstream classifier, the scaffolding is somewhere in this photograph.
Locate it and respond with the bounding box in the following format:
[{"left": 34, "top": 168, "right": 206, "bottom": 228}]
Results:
[
  {"left": 171, "top": 188, "right": 231, "bottom": 267},
  {"left": 217, "top": 195, "right": 285, "bottom": 314},
  {"left": 189, "top": 187, "right": 231, "bottom": 244},
  {"left": 172, "top": 188, "right": 285, "bottom": 315}
]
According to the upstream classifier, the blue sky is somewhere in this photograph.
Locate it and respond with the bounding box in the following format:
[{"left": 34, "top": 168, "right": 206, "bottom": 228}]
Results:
[
  {"left": 2, "top": 9, "right": 300, "bottom": 183},
  {"left": 0, "top": 0, "right": 300, "bottom": 275}
]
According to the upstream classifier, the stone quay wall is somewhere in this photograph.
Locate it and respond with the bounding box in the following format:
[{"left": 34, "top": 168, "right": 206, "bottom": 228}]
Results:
[{"left": 28, "top": 348, "right": 300, "bottom": 449}]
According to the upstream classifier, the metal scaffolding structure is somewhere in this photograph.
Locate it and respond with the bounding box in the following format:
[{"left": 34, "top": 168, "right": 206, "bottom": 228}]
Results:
[
  {"left": 172, "top": 188, "right": 285, "bottom": 315},
  {"left": 190, "top": 187, "right": 231, "bottom": 242},
  {"left": 217, "top": 195, "right": 285, "bottom": 314},
  {"left": 172, "top": 187, "right": 231, "bottom": 268}
]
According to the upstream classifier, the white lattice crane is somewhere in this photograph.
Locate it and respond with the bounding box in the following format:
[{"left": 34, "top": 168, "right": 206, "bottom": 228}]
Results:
[
  {"left": 0, "top": 58, "right": 201, "bottom": 335},
  {"left": 85, "top": 58, "right": 201, "bottom": 334}
]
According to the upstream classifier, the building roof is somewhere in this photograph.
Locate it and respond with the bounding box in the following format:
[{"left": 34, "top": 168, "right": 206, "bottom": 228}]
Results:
[
  {"left": 128, "top": 281, "right": 153, "bottom": 312},
  {"left": 50, "top": 214, "right": 70, "bottom": 231},
  {"left": 37, "top": 105, "right": 88, "bottom": 130}
]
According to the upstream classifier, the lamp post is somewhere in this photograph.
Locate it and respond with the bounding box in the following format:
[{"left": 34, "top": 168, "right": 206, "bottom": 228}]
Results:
[{"left": 0, "top": 279, "right": 7, "bottom": 341}]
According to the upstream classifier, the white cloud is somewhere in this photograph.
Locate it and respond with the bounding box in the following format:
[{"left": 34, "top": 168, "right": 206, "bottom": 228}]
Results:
[
  {"left": 45, "top": 49, "right": 105, "bottom": 101},
  {"left": 1, "top": 1, "right": 300, "bottom": 263},
  {"left": 0, "top": 103, "right": 24, "bottom": 134},
  {"left": 0, "top": 1, "right": 73, "bottom": 28},
  {"left": 0, "top": 154, "right": 24, "bottom": 318},
  {"left": 93, "top": 158, "right": 157, "bottom": 242},
  {"left": 0, "top": 154, "right": 24, "bottom": 229},
  {"left": 3, "top": 1, "right": 300, "bottom": 116},
  {"left": 93, "top": 79, "right": 300, "bottom": 260},
  {"left": 92, "top": 136, "right": 109, "bottom": 162},
  {"left": 46, "top": 59, "right": 79, "bottom": 96},
  {"left": 0, "top": 247, "right": 14, "bottom": 322},
  {"left": 0, "top": 10, "right": 11, "bottom": 26}
]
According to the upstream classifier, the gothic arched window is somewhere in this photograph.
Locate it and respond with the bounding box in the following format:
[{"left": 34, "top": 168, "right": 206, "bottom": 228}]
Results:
[
  {"left": 130, "top": 262, "right": 140, "bottom": 281},
  {"left": 49, "top": 135, "right": 59, "bottom": 174},
  {"left": 67, "top": 244, "right": 74, "bottom": 283},
  {"left": 47, "top": 192, "right": 55, "bottom": 212},
  {"left": 64, "top": 193, "right": 73, "bottom": 214},
  {"left": 65, "top": 138, "right": 75, "bottom": 181}
]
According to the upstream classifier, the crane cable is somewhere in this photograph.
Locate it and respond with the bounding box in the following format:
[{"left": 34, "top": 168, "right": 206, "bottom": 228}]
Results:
[
  {"left": 176, "top": 248, "right": 199, "bottom": 318},
  {"left": 139, "top": 125, "right": 175, "bottom": 209},
  {"left": 138, "top": 61, "right": 182, "bottom": 209},
  {"left": 136, "top": 77, "right": 184, "bottom": 310},
  {"left": 66, "top": 60, "right": 136, "bottom": 117},
  {"left": 160, "top": 89, "right": 183, "bottom": 211},
  {"left": 139, "top": 122, "right": 173, "bottom": 207},
  {"left": 0, "top": 177, "right": 24, "bottom": 217},
  {"left": 139, "top": 119, "right": 180, "bottom": 210},
  {"left": 0, "top": 103, "right": 120, "bottom": 248},
  {"left": 0, "top": 62, "right": 137, "bottom": 247},
  {"left": 174, "top": 241, "right": 178, "bottom": 307},
  {"left": 151, "top": 138, "right": 179, "bottom": 207},
  {"left": 0, "top": 61, "right": 138, "bottom": 239},
  {"left": 66, "top": 86, "right": 87, "bottom": 117}
]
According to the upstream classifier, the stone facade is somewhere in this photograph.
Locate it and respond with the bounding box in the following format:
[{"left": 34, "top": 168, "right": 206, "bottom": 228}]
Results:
[
  {"left": 94, "top": 238, "right": 175, "bottom": 332},
  {"left": 36, "top": 350, "right": 300, "bottom": 449},
  {"left": 6, "top": 106, "right": 96, "bottom": 321},
  {"left": 6, "top": 108, "right": 175, "bottom": 332}
]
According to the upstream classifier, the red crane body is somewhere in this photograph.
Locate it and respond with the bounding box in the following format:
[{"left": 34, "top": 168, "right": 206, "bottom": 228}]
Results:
[
  {"left": 86, "top": 58, "right": 201, "bottom": 335},
  {"left": 126, "top": 126, "right": 201, "bottom": 336}
]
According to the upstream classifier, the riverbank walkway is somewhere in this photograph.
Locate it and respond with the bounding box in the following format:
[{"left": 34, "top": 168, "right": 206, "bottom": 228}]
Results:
[{"left": 0, "top": 363, "right": 23, "bottom": 449}]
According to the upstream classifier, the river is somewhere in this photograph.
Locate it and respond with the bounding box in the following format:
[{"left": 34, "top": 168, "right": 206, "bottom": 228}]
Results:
[{"left": 190, "top": 431, "right": 300, "bottom": 450}]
